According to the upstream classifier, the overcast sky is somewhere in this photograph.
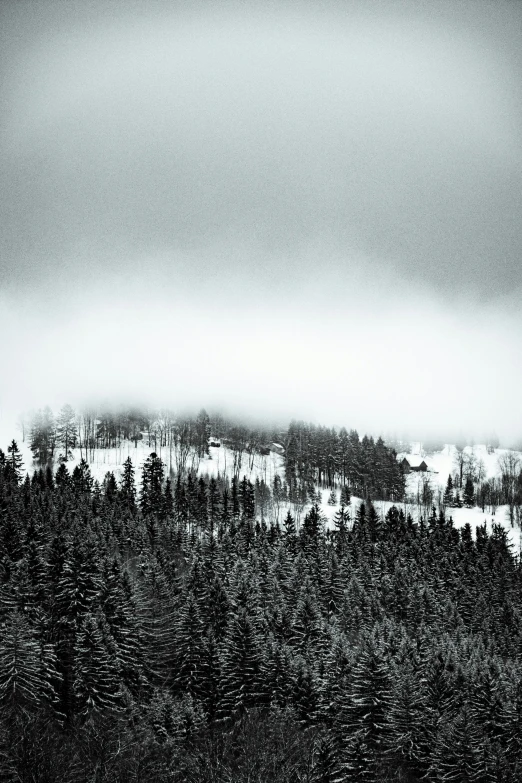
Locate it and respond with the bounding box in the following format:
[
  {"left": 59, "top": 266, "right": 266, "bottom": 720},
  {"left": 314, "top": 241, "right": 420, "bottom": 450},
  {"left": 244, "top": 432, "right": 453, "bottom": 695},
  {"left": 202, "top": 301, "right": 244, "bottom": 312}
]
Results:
[{"left": 1, "top": 0, "right": 521, "bottom": 442}]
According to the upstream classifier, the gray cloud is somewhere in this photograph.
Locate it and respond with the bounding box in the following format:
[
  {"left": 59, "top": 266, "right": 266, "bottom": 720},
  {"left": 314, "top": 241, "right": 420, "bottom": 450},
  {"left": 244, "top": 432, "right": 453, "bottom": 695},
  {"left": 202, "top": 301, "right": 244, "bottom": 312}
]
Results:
[
  {"left": 2, "top": 0, "right": 522, "bottom": 295},
  {"left": 1, "top": 0, "right": 521, "bottom": 440}
]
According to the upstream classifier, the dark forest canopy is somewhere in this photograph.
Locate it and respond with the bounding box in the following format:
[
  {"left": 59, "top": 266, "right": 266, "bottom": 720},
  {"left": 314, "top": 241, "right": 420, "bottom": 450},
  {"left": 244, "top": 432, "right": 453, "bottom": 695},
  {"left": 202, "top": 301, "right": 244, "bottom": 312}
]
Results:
[{"left": 1, "top": 435, "right": 522, "bottom": 781}]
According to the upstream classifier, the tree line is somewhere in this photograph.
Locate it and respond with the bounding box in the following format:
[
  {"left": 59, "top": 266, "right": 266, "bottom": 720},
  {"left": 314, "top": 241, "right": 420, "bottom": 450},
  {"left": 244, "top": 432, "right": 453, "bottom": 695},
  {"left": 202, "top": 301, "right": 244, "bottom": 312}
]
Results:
[{"left": 25, "top": 406, "right": 406, "bottom": 500}]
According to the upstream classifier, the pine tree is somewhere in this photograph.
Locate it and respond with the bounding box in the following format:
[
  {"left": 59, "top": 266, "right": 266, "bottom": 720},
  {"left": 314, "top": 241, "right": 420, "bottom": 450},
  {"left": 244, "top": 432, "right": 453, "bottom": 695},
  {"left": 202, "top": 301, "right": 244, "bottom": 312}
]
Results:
[
  {"left": 196, "top": 477, "right": 208, "bottom": 530},
  {"left": 283, "top": 509, "right": 296, "bottom": 542},
  {"left": 292, "top": 656, "right": 319, "bottom": 727},
  {"left": 310, "top": 730, "right": 343, "bottom": 783},
  {"left": 367, "top": 501, "right": 382, "bottom": 543},
  {"left": 73, "top": 613, "right": 122, "bottom": 717},
  {"left": 30, "top": 407, "right": 56, "bottom": 465},
  {"left": 102, "top": 471, "right": 118, "bottom": 503},
  {"left": 324, "top": 552, "right": 344, "bottom": 618},
  {"left": 172, "top": 591, "right": 206, "bottom": 699},
  {"left": 0, "top": 501, "right": 23, "bottom": 565},
  {"left": 119, "top": 456, "right": 137, "bottom": 512},
  {"left": 444, "top": 474, "right": 454, "bottom": 507},
  {"left": 56, "top": 404, "right": 77, "bottom": 461},
  {"left": 301, "top": 504, "right": 323, "bottom": 546},
  {"left": 140, "top": 452, "right": 165, "bottom": 517},
  {"left": 388, "top": 668, "right": 430, "bottom": 780},
  {"left": 424, "top": 648, "right": 462, "bottom": 745},
  {"left": 54, "top": 462, "right": 70, "bottom": 489},
  {"left": 239, "top": 476, "right": 255, "bottom": 521},
  {"left": 134, "top": 558, "right": 177, "bottom": 687},
  {"left": 333, "top": 505, "right": 349, "bottom": 556},
  {"left": 340, "top": 485, "right": 351, "bottom": 507},
  {"left": 219, "top": 486, "right": 231, "bottom": 537},
  {"left": 52, "top": 534, "right": 104, "bottom": 716},
  {"left": 72, "top": 458, "right": 93, "bottom": 495},
  {"left": 207, "top": 477, "right": 221, "bottom": 532},
  {"left": 100, "top": 557, "right": 146, "bottom": 697},
  {"left": 265, "top": 642, "right": 292, "bottom": 711},
  {"left": 6, "top": 441, "right": 24, "bottom": 484},
  {"left": 430, "top": 704, "right": 483, "bottom": 782},
  {"left": 21, "top": 518, "right": 49, "bottom": 614},
  {"left": 0, "top": 612, "right": 58, "bottom": 718},
  {"left": 195, "top": 409, "right": 211, "bottom": 458},
  {"left": 204, "top": 575, "right": 230, "bottom": 641},
  {"left": 163, "top": 477, "right": 174, "bottom": 520},
  {"left": 341, "top": 637, "right": 393, "bottom": 782},
  {"left": 463, "top": 475, "right": 475, "bottom": 508},
  {"left": 218, "top": 607, "right": 267, "bottom": 725}
]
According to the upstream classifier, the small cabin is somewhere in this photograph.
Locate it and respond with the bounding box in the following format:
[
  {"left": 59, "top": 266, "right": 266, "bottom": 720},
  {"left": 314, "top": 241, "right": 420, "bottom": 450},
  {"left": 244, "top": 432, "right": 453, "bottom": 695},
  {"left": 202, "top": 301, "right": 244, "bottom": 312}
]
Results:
[
  {"left": 270, "top": 442, "right": 285, "bottom": 456},
  {"left": 400, "top": 458, "right": 428, "bottom": 473},
  {"left": 208, "top": 437, "right": 221, "bottom": 448}
]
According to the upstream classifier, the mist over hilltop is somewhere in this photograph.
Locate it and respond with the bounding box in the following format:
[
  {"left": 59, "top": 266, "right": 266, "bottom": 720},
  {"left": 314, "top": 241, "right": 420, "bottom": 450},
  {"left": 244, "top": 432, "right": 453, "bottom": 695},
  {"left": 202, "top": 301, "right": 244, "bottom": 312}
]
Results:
[{"left": 1, "top": 0, "right": 522, "bottom": 445}]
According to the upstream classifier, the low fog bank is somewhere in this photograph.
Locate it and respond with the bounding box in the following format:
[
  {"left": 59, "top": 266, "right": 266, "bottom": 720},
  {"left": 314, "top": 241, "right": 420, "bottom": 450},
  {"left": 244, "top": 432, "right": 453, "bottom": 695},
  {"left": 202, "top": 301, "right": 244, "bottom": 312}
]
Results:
[{"left": 2, "top": 257, "right": 521, "bottom": 446}]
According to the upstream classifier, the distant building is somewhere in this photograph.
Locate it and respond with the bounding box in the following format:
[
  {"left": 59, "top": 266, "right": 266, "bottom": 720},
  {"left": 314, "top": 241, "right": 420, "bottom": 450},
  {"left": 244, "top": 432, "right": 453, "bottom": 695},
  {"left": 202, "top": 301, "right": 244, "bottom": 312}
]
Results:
[
  {"left": 208, "top": 437, "right": 221, "bottom": 448},
  {"left": 270, "top": 442, "right": 285, "bottom": 456},
  {"left": 400, "top": 458, "right": 428, "bottom": 473}
]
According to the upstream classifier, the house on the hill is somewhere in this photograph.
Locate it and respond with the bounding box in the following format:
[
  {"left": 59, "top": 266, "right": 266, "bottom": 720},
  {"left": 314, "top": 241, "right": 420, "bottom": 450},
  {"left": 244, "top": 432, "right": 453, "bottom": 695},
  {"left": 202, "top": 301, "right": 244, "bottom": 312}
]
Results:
[
  {"left": 400, "top": 458, "right": 428, "bottom": 473},
  {"left": 270, "top": 442, "right": 285, "bottom": 456},
  {"left": 400, "top": 458, "right": 412, "bottom": 473}
]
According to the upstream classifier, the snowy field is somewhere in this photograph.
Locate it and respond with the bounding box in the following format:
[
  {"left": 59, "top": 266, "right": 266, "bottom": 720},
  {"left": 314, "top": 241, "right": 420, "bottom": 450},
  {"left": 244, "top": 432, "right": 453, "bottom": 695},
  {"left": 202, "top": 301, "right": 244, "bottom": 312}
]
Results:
[
  {"left": 1, "top": 407, "right": 520, "bottom": 551},
  {"left": 0, "top": 409, "right": 285, "bottom": 496}
]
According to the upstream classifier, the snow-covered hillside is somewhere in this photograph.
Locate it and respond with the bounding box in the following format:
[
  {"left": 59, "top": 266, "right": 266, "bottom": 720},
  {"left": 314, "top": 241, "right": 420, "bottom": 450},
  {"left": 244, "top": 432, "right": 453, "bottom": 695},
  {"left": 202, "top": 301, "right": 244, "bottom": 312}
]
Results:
[
  {"left": 1, "top": 409, "right": 521, "bottom": 551},
  {"left": 0, "top": 407, "right": 284, "bottom": 483},
  {"left": 396, "top": 443, "right": 520, "bottom": 491}
]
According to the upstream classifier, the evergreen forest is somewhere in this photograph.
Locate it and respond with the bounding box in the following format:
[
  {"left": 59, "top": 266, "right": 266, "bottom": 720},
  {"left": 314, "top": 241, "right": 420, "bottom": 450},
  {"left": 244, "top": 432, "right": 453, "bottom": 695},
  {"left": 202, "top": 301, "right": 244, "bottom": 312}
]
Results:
[{"left": 1, "top": 411, "right": 522, "bottom": 781}]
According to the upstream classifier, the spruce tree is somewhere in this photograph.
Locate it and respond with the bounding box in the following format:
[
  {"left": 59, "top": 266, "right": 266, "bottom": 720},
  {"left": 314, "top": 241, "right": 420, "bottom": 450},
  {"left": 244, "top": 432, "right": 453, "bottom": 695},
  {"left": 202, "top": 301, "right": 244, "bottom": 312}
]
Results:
[
  {"left": 217, "top": 607, "right": 267, "bottom": 725},
  {"left": 56, "top": 404, "right": 77, "bottom": 461},
  {"left": 292, "top": 656, "right": 319, "bottom": 727},
  {"left": 73, "top": 613, "right": 122, "bottom": 717},
  {"left": 444, "top": 474, "right": 454, "bottom": 507},
  {"left": 340, "top": 485, "right": 351, "bottom": 507},
  {"left": 173, "top": 591, "right": 206, "bottom": 699},
  {"left": 119, "top": 457, "right": 137, "bottom": 511},
  {"left": 309, "top": 731, "right": 343, "bottom": 783},
  {"left": 72, "top": 458, "right": 93, "bottom": 495},
  {"left": 0, "top": 611, "right": 58, "bottom": 718},
  {"left": 291, "top": 580, "right": 324, "bottom": 656},
  {"left": 140, "top": 452, "right": 165, "bottom": 517},
  {"left": 333, "top": 505, "right": 349, "bottom": 556},
  {"left": 341, "top": 637, "right": 393, "bottom": 782},
  {"left": 30, "top": 407, "right": 56, "bottom": 465},
  {"left": 6, "top": 441, "right": 24, "bottom": 484},
  {"left": 463, "top": 476, "right": 475, "bottom": 508}
]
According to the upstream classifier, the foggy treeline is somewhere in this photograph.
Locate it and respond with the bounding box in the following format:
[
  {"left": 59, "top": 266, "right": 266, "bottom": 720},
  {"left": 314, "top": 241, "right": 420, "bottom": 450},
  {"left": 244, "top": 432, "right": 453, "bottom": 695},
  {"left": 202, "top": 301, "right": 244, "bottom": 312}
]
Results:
[{"left": 24, "top": 404, "right": 522, "bottom": 518}]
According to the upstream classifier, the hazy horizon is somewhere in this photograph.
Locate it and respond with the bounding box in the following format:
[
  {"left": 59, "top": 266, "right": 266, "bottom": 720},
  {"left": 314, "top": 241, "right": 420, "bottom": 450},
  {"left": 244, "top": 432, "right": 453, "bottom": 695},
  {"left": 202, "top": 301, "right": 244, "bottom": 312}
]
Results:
[{"left": 2, "top": 0, "right": 521, "bottom": 443}]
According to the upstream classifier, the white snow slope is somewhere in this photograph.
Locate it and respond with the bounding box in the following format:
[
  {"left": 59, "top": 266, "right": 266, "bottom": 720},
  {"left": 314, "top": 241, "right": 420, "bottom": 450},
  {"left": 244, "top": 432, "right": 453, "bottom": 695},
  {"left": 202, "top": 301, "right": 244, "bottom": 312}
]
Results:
[{"left": 1, "top": 409, "right": 520, "bottom": 552}]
